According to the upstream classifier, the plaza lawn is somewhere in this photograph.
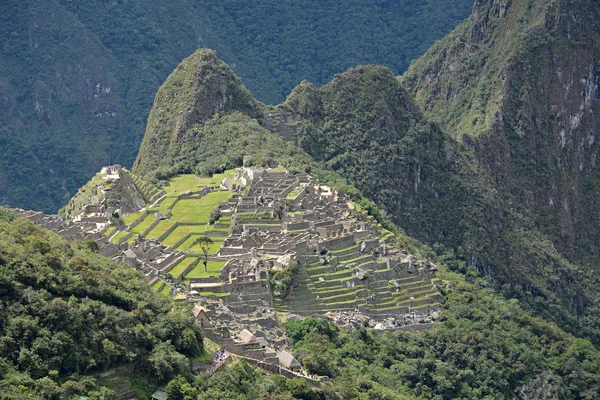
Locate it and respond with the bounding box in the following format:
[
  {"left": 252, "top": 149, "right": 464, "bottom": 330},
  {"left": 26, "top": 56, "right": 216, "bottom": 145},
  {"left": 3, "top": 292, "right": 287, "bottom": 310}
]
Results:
[
  {"left": 169, "top": 191, "right": 232, "bottom": 223},
  {"left": 185, "top": 260, "right": 226, "bottom": 279},
  {"left": 180, "top": 235, "right": 223, "bottom": 255},
  {"left": 169, "top": 257, "right": 198, "bottom": 279},
  {"left": 161, "top": 225, "right": 208, "bottom": 247}
]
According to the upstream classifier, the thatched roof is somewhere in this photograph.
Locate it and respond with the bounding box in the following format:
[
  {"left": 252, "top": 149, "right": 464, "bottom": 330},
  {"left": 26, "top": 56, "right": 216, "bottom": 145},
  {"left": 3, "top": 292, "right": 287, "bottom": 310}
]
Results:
[
  {"left": 239, "top": 329, "right": 257, "bottom": 344},
  {"left": 278, "top": 350, "right": 301, "bottom": 369}
]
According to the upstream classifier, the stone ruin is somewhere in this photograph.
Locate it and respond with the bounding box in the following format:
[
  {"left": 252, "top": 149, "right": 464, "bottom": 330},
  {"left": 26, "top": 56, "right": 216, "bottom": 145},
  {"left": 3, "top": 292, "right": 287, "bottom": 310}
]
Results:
[
  {"left": 186, "top": 167, "right": 444, "bottom": 370},
  {"left": 19, "top": 165, "right": 445, "bottom": 375}
]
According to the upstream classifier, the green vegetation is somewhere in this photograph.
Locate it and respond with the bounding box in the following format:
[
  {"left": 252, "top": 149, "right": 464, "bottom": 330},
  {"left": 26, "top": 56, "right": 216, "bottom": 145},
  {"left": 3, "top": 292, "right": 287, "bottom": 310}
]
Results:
[
  {"left": 169, "top": 192, "right": 232, "bottom": 223},
  {"left": 168, "top": 257, "right": 198, "bottom": 280},
  {"left": 402, "top": 0, "right": 600, "bottom": 266},
  {"left": 134, "top": 47, "right": 600, "bottom": 349},
  {"left": 164, "top": 359, "right": 321, "bottom": 399},
  {"left": 129, "top": 213, "right": 157, "bottom": 234},
  {"left": 0, "top": 213, "right": 203, "bottom": 397},
  {"left": 185, "top": 261, "right": 226, "bottom": 279},
  {"left": 162, "top": 226, "right": 208, "bottom": 247}
]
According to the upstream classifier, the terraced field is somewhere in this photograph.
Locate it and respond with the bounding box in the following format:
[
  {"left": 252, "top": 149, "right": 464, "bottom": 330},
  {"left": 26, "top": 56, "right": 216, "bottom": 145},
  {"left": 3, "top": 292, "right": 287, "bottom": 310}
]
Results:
[
  {"left": 276, "top": 242, "right": 441, "bottom": 315},
  {"left": 177, "top": 235, "right": 224, "bottom": 254},
  {"left": 170, "top": 191, "right": 232, "bottom": 223},
  {"left": 103, "top": 173, "right": 235, "bottom": 265},
  {"left": 169, "top": 256, "right": 198, "bottom": 279}
]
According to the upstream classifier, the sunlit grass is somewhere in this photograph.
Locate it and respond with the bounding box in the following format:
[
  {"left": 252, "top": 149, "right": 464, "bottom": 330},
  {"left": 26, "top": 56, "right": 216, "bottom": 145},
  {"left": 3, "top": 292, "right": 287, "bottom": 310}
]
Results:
[{"left": 185, "top": 260, "right": 226, "bottom": 278}]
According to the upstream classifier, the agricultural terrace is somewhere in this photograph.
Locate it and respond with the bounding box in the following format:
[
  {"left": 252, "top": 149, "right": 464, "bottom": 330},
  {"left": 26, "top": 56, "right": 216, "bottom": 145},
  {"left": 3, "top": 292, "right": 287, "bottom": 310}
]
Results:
[{"left": 106, "top": 172, "right": 237, "bottom": 258}]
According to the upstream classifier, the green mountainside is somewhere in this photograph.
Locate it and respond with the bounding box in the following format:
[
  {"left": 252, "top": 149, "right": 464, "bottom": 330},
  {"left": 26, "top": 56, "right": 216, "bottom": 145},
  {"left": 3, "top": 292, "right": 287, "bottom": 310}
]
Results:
[
  {"left": 402, "top": 0, "right": 600, "bottom": 266},
  {"left": 0, "top": 0, "right": 472, "bottom": 213},
  {"left": 135, "top": 48, "right": 600, "bottom": 348},
  {"left": 126, "top": 48, "right": 600, "bottom": 396},
  {"left": 6, "top": 0, "right": 600, "bottom": 397}
]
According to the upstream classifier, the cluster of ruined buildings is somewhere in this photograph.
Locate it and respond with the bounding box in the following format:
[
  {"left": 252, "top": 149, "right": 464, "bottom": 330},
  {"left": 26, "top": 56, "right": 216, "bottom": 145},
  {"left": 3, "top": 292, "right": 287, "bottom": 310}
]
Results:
[
  {"left": 16, "top": 166, "right": 178, "bottom": 286},
  {"left": 17, "top": 165, "right": 444, "bottom": 378}
]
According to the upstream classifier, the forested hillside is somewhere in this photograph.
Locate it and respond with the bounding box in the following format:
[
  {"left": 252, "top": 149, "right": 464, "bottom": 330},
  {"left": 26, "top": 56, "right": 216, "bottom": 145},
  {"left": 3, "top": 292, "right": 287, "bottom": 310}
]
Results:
[
  {"left": 0, "top": 0, "right": 472, "bottom": 213},
  {"left": 0, "top": 209, "right": 203, "bottom": 398}
]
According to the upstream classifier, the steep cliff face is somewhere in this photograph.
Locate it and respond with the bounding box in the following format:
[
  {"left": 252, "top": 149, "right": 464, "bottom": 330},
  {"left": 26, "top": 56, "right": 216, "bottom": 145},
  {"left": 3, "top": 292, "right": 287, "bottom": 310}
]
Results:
[
  {"left": 133, "top": 49, "right": 264, "bottom": 176},
  {"left": 402, "top": 0, "right": 600, "bottom": 264}
]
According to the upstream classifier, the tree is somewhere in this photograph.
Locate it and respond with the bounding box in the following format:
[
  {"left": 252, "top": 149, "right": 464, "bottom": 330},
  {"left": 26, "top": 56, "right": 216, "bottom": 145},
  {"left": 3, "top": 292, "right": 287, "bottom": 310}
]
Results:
[{"left": 190, "top": 237, "right": 213, "bottom": 272}]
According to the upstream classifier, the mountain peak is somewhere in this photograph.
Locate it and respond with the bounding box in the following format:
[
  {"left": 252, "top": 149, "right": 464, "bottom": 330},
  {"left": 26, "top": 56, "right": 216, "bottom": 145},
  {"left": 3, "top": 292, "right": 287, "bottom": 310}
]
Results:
[{"left": 133, "top": 49, "right": 263, "bottom": 176}]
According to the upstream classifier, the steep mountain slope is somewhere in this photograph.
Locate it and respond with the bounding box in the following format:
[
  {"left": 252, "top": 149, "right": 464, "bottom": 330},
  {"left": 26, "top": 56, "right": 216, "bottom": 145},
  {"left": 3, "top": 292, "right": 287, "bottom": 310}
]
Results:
[
  {"left": 402, "top": 0, "right": 600, "bottom": 265},
  {"left": 134, "top": 48, "right": 600, "bottom": 346},
  {"left": 0, "top": 0, "right": 473, "bottom": 213},
  {"left": 133, "top": 49, "right": 264, "bottom": 175}
]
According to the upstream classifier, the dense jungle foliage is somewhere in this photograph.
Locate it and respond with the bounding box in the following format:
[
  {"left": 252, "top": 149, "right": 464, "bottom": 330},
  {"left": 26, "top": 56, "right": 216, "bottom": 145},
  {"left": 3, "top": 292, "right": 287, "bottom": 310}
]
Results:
[
  {"left": 0, "top": 210, "right": 203, "bottom": 398},
  {"left": 0, "top": 0, "right": 472, "bottom": 212}
]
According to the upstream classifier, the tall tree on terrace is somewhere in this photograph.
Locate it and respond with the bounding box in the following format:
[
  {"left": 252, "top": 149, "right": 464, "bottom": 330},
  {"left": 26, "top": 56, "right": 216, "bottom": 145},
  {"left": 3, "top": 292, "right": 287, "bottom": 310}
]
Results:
[{"left": 190, "top": 236, "right": 214, "bottom": 272}]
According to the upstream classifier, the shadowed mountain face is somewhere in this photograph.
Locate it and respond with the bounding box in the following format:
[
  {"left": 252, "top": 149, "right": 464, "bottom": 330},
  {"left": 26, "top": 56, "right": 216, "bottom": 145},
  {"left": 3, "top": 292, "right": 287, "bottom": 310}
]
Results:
[
  {"left": 0, "top": 0, "right": 473, "bottom": 213},
  {"left": 134, "top": 46, "right": 600, "bottom": 346},
  {"left": 402, "top": 0, "right": 600, "bottom": 265}
]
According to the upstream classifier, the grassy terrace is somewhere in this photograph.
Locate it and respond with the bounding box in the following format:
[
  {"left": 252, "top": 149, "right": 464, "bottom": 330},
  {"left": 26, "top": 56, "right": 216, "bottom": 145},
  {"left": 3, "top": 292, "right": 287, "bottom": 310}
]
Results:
[
  {"left": 129, "top": 213, "right": 157, "bottom": 234},
  {"left": 111, "top": 231, "right": 128, "bottom": 243},
  {"left": 163, "top": 171, "right": 236, "bottom": 195},
  {"left": 160, "top": 285, "right": 172, "bottom": 296},
  {"left": 151, "top": 280, "right": 165, "bottom": 291},
  {"left": 285, "top": 187, "right": 302, "bottom": 200},
  {"left": 198, "top": 291, "right": 230, "bottom": 297},
  {"left": 169, "top": 257, "right": 198, "bottom": 279},
  {"left": 159, "top": 196, "right": 179, "bottom": 211},
  {"left": 185, "top": 260, "right": 227, "bottom": 279},
  {"left": 146, "top": 220, "right": 173, "bottom": 239},
  {"left": 169, "top": 191, "right": 233, "bottom": 223},
  {"left": 161, "top": 225, "right": 208, "bottom": 246}
]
